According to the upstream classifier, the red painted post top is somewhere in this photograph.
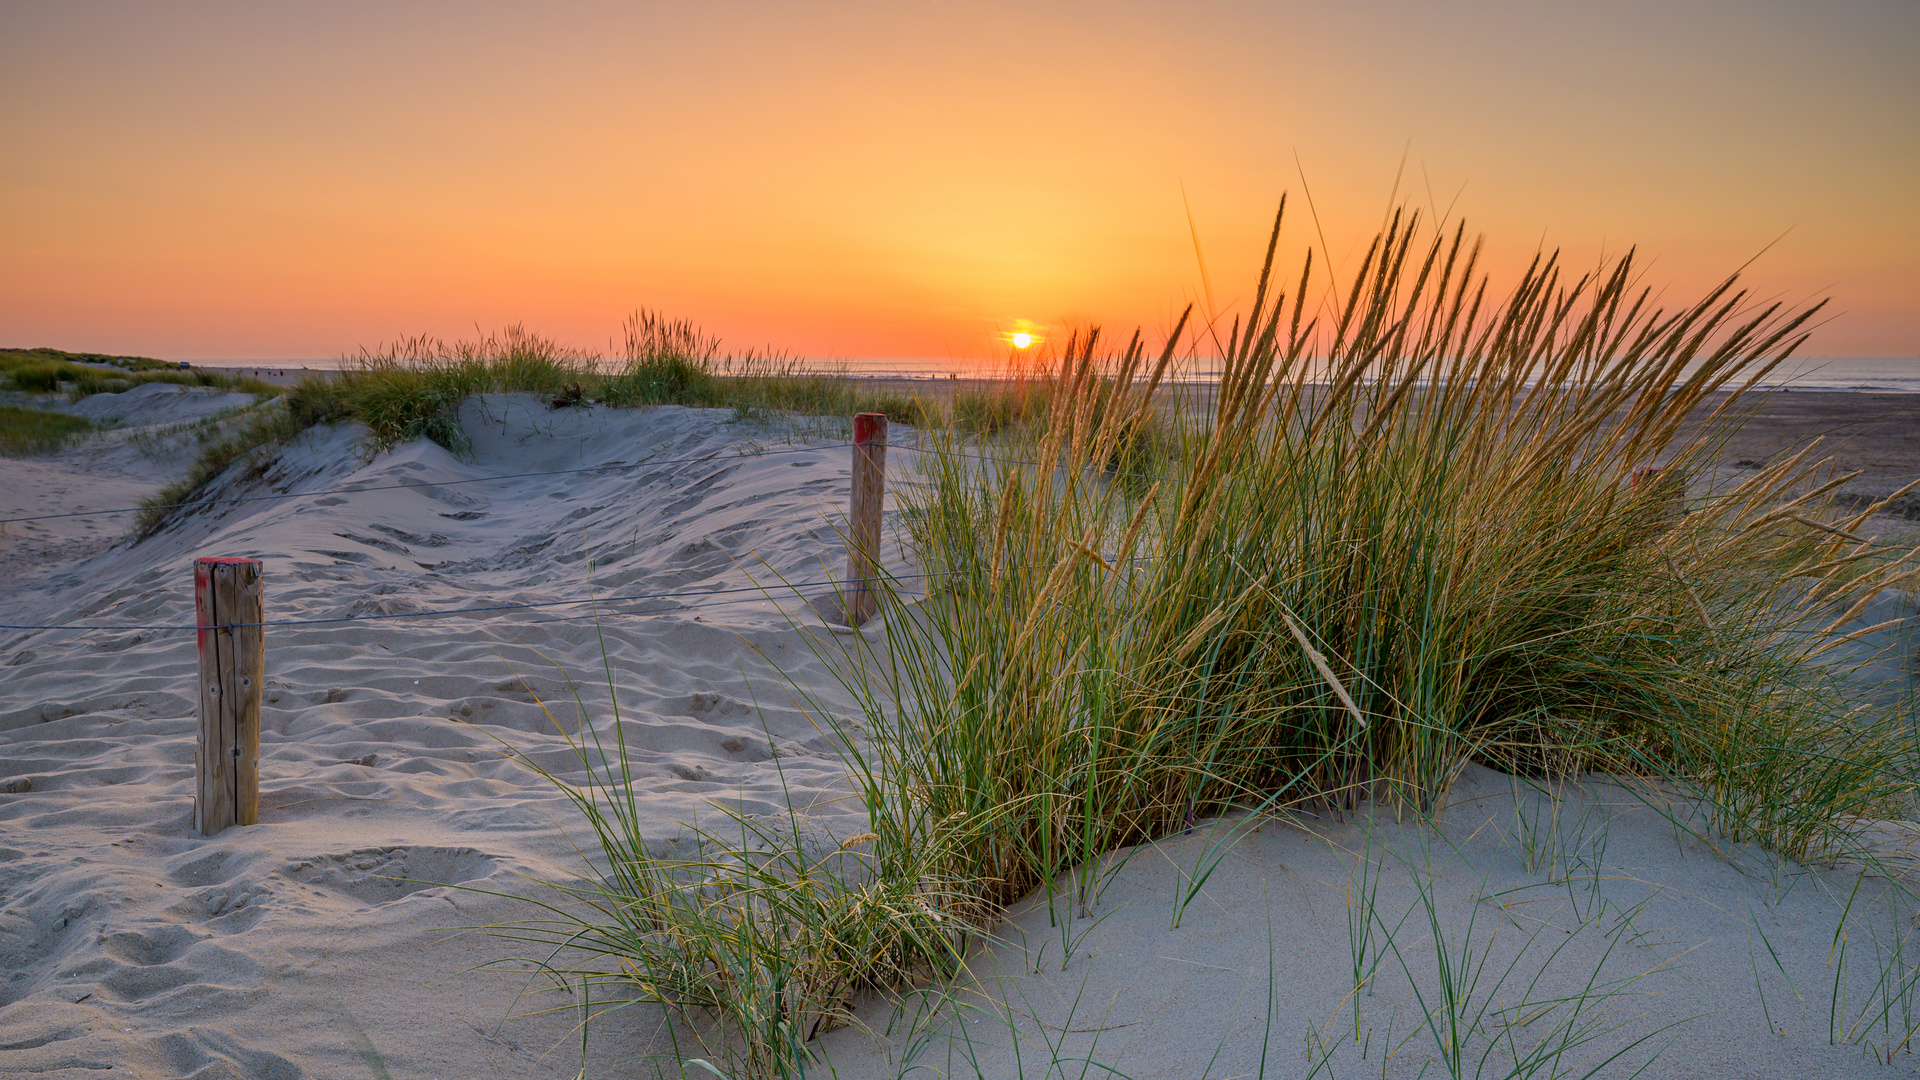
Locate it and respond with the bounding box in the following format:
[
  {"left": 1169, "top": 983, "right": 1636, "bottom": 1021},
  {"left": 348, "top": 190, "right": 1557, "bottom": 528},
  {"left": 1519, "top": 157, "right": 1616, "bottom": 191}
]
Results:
[
  {"left": 195, "top": 558, "right": 262, "bottom": 652},
  {"left": 853, "top": 412, "right": 887, "bottom": 445}
]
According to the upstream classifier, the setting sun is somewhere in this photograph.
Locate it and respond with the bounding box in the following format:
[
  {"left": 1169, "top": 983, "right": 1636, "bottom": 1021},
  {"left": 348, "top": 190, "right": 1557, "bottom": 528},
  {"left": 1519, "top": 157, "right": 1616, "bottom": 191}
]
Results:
[{"left": 1011, "top": 332, "right": 1033, "bottom": 349}]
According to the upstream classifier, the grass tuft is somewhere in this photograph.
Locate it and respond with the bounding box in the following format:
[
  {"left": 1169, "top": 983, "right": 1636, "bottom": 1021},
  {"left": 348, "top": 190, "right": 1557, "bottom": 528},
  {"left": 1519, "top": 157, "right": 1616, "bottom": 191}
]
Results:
[
  {"left": 131, "top": 312, "right": 956, "bottom": 539},
  {"left": 491, "top": 200, "right": 1918, "bottom": 1078},
  {"left": 0, "top": 404, "right": 95, "bottom": 455},
  {"left": 463, "top": 662, "right": 971, "bottom": 1078},
  {"left": 132, "top": 399, "right": 311, "bottom": 537},
  {"left": 1, "top": 346, "right": 276, "bottom": 399}
]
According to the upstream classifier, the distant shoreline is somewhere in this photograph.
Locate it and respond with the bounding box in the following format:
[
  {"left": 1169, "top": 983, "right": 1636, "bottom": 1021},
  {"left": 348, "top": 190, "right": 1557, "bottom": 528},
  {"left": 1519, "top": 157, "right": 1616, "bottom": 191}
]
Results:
[
  {"left": 185, "top": 361, "right": 1920, "bottom": 395},
  {"left": 174, "top": 364, "right": 1920, "bottom": 535}
]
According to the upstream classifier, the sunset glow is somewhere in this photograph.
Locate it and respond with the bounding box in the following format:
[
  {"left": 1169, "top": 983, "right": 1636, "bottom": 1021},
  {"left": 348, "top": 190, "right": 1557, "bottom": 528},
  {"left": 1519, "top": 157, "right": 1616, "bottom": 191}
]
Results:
[
  {"left": 1012, "top": 333, "right": 1033, "bottom": 350},
  {"left": 1, "top": 2, "right": 1913, "bottom": 364}
]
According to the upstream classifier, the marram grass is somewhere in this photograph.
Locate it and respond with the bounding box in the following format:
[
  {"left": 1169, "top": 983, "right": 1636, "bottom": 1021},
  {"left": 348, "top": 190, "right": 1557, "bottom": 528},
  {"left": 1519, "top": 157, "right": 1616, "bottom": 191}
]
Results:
[
  {"left": 132, "top": 313, "right": 958, "bottom": 538},
  {"left": 1, "top": 346, "right": 275, "bottom": 399},
  {"left": 486, "top": 202, "right": 1918, "bottom": 1078},
  {"left": 869, "top": 203, "right": 1910, "bottom": 927},
  {"left": 458, "top": 660, "right": 973, "bottom": 1080},
  {"left": 0, "top": 404, "right": 95, "bottom": 456}
]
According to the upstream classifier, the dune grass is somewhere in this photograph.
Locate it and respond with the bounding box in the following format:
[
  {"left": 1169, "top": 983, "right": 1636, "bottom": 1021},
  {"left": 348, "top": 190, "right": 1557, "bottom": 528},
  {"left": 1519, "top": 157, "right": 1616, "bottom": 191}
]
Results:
[
  {"left": 0, "top": 346, "right": 177, "bottom": 373},
  {"left": 0, "top": 346, "right": 275, "bottom": 399},
  {"left": 1342, "top": 828, "right": 1685, "bottom": 1080},
  {"left": 1827, "top": 875, "right": 1920, "bottom": 1061},
  {"left": 0, "top": 404, "right": 95, "bottom": 455},
  {"left": 861, "top": 200, "right": 1913, "bottom": 929},
  {"left": 132, "top": 399, "right": 320, "bottom": 537},
  {"left": 471, "top": 666, "right": 971, "bottom": 1080},
  {"left": 132, "top": 313, "right": 958, "bottom": 539},
  {"left": 480, "top": 200, "right": 1918, "bottom": 1078},
  {"left": 298, "top": 316, "right": 935, "bottom": 458}
]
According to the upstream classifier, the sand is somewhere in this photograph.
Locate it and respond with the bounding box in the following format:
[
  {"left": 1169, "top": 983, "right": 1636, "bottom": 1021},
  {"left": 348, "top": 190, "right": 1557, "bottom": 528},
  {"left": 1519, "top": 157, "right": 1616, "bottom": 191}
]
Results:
[
  {"left": 0, "top": 383, "right": 264, "bottom": 588},
  {"left": 1, "top": 386, "right": 1916, "bottom": 1078},
  {"left": 818, "top": 765, "right": 1920, "bottom": 1079},
  {"left": 2, "top": 392, "right": 889, "bottom": 1077},
  {"left": 1694, "top": 390, "right": 1920, "bottom": 549}
]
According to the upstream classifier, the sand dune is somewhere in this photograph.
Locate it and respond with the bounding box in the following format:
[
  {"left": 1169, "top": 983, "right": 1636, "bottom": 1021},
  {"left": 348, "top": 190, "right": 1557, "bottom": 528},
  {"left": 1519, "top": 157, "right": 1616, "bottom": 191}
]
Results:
[
  {"left": 821, "top": 764, "right": 1920, "bottom": 1079},
  {"left": 1, "top": 389, "right": 1916, "bottom": 1078},
  {"left": 0, "top": 383, "right": 263, "bottom": 587},
  {"left": 2, "top": 394, "right": 893, "bottom": 1078}
]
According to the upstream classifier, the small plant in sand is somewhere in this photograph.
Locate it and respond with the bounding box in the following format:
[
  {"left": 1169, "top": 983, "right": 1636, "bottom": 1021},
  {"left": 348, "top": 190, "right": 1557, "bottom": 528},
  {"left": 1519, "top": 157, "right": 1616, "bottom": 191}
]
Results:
[
  {"left": 1826, "top": 874, "right": 1920, "bottom": 1061},
  {"left": 463, "top": 663, "right": 975, "bottom": 1079}
]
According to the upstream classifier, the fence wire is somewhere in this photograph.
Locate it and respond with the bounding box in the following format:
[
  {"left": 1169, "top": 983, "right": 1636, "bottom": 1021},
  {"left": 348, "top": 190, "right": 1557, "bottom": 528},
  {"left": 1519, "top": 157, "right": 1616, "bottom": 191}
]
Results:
[
  {"left": 1, "top": 439, "right": 1171, "bottom": 526},
  {"left": 1, "top": 571, "right": 909, "bottom": 634},
  {"left": 2, "top": 427, "right": 1176, "bottom": 636},
  {"left": 0, "top": 441, "right": 857, "bottom": 525}
]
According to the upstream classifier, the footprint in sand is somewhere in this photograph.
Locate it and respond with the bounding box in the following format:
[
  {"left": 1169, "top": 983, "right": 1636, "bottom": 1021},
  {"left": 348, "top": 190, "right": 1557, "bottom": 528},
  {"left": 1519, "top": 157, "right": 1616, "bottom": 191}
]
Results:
[
  {"left": 98, "top": 924, "right": 204, "bottom": 967},
  {"left": 283, "top": 846, "right": 492, "bottom": 906},
  {"left": 165, "top": 848, "right": 255, "bottom": 889},
  {"left": 687, "top": 692, "right": 751, "bottom": 720},
  {"left": 167, "top": 884, "right": 272, "bottom": 930}
]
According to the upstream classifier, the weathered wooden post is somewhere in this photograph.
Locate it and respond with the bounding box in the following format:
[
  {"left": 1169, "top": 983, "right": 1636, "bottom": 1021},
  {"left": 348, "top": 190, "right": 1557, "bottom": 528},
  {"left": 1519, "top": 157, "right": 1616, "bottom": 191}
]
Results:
[
  {"left": 844, "top": 413, "right": 888, "bottom": 626},
  {"left": 194, "top": 557, "right": 262, "bottom": 836}
]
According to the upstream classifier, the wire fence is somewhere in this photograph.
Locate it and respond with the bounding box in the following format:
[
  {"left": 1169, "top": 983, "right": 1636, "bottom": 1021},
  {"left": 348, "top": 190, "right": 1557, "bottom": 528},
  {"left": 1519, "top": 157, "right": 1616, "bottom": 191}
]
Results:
[
  {"left": 0, "top": 431, "right": 1175, "bottom": 637},
  {"left": 0, "top": 440, "right": 1170, "bottom": 526},
  {"left": 0, "top": 571, "right": 921, "bottom": 635},
  {"left": 0, "top": 441, "right": 856, "bottom": 525}
]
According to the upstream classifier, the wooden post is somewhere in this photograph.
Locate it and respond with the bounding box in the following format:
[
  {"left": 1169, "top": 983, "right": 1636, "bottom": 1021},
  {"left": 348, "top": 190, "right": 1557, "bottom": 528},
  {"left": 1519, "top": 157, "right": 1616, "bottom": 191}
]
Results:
[
  {"left": 844, "top": 413, "right": 888, "bottom": 626},
  {"left": 194, "top": 557, "right": 263, "bottom": 836}
]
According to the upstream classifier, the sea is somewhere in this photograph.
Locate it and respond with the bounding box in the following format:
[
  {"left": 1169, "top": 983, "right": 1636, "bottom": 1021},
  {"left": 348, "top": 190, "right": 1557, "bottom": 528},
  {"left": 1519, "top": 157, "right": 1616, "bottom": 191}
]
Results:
[{"left": 190, "top": 355, "right": 1920, "bottom": 392}]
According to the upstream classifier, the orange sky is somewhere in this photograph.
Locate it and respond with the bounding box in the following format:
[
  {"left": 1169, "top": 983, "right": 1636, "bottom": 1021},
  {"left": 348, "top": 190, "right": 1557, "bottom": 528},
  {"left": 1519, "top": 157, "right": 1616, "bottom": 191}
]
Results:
[{"left": 3, "top": 1, "right": 1915, "bottom": 362}]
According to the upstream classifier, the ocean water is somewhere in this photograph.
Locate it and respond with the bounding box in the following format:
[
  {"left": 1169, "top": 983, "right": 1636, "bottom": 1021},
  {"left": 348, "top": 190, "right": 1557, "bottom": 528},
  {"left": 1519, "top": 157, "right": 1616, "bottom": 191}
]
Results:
[
  {"left": 193, "top": 355, "right": 1920, "bottom": 391},
  {"left": 1747, "top": 356, "right": 1920, "bottom": 393},
  {"left": 840, "top": 356, "right": 1920, "bottom": 391}
]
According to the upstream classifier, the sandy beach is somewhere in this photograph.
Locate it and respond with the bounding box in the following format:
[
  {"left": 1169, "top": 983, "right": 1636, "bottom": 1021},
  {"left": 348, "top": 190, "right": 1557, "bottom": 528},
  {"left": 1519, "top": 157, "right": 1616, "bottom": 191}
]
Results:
[
  {"left": 2, "top": 383, "right": 1917, "bottom": 1078},
  {"left": 2, "top": 387, "right": 890, "bottom": 1077}
]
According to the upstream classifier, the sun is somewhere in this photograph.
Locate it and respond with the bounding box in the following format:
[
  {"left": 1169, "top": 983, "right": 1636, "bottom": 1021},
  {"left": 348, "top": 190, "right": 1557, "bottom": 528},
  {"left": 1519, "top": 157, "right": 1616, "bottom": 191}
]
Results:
[{"left": 1003, "top": 320, "right": 1042, "bottom": 355}]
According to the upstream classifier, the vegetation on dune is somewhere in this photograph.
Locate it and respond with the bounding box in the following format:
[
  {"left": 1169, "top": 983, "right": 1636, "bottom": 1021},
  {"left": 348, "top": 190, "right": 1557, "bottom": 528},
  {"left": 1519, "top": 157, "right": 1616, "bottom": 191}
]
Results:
[
  {"left": 321, "top": 315, "right": 935, "bottom": 454},
  {"left": 883, "top": 203, "right": 1913, "bottom": 916},
  {"left": 0, "top": 345, "right": 174, "bottom": 374},
  {"left": 0, "top": 346, "right": 275, "bottom": 399},
  {"left": 487, "top": 202, "right": 1920, "bottom": 1077},
  {"left": 134, "top": 313, "right": 953, "bottom": 538},
  {"left": 482, "top": 702, "right": 970, "bottom": 1080},
  {"left": 949, "top": 378, "right": 1054, "bottom": 434},
  {"left": 0, "top": 404, "right": 95, "bottom": 455},
  {"left": 132, "top": 399, "right": 318, "bottom": 537}
]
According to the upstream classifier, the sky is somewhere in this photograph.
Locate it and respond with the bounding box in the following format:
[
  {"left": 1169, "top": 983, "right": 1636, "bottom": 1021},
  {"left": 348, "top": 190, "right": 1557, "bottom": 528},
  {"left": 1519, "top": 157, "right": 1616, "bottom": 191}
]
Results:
[{"left": 2, "top": 0, "right": 1915, "bottom": 364}]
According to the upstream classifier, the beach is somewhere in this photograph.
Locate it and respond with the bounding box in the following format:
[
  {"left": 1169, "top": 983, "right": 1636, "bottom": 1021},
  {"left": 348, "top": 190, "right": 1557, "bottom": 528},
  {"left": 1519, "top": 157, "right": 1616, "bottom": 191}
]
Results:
[
  {"left": 1, "top": 382, "right": 1917, "bottom": 1078},
  {"left": 1699, "top": 390, "right": 1920, "bottom": 545}
]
